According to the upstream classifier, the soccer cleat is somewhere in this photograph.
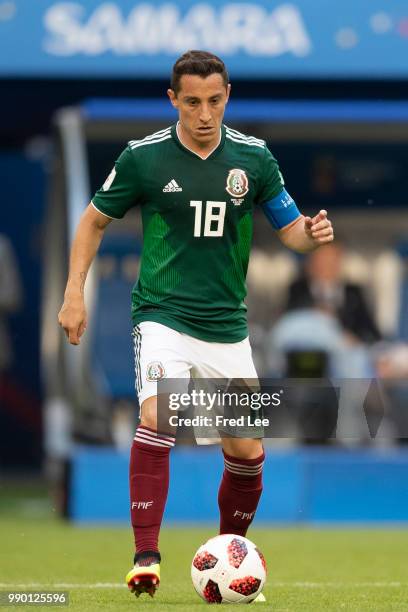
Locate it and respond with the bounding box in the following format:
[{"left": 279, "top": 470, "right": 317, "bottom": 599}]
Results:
[
  {"left": 253, "top": 592, "right": 266, "bottom": 603},
  {"left": 126, "top": 551, "right": 161, "bottom": 598}
]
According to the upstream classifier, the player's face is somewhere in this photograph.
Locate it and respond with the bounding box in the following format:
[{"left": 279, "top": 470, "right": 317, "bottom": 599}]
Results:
[{"left": 167, "top": 74, "right": 231, "bottom": 149}]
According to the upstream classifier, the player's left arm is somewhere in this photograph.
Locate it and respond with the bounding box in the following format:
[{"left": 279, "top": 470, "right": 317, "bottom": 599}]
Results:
[
  {"left": 260, "top": 190, "right": 334, "bottom": 253},
  {"left": 278, "top": 208, "right": 334, "bottom": 253},
  {"left": 257, "top": 147, "right": 333, "bottom": 253}
]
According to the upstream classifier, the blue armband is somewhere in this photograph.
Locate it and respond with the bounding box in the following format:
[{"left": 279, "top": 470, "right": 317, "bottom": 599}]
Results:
[{"left": 261, "top": 189, "right": 301, "bottom": 230}]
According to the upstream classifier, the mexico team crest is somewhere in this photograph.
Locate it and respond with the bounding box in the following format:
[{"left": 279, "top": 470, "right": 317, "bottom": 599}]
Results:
[
  {"left": 146, "top": 361, "right": 166, "bottom": 382},
  {"left": 226, "top": 168, "right": 249, "bottom": 198}
]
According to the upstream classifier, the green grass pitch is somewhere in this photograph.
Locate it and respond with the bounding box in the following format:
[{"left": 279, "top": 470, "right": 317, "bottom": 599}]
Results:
[{"left": 1, "top": 516, "right": 408, "bottom": 611}]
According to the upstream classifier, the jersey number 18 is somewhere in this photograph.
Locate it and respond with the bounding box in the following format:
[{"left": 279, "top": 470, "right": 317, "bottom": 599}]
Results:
[{"left": 190, "top": 201, "right": 226, "bottom": 237}]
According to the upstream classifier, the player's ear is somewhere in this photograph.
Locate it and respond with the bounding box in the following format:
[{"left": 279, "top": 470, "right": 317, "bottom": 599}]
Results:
[
  {"left": 167, "top": 88, "right": 179, "bottom": 109},
  {"left": 225, "top": 83, "right": 231, "bottom": 104}
]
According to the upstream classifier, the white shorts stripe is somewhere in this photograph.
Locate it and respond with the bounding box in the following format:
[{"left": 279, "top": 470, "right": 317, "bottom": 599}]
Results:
[
  {"left": 132, "top": 326, "right": 142, "bottom": 397},
  {"left": 134, "top": 332, "right": 139, "bottom": 397}
]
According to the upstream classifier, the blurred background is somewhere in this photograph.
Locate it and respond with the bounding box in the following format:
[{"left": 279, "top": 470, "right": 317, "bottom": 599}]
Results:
[{"left": 1, "top": 0, "right": 408, "bottom": 523}]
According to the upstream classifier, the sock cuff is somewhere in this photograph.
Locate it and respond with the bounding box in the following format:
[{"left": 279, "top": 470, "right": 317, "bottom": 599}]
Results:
[
  {"left": 223, "top": 450, "right": 265, "bottom": 476},
  {"left": 134, "top": 550, "right": 161, "bottom": 565},
  {"left": 134, "top": 425, "right": 175, "bottom": 449}
]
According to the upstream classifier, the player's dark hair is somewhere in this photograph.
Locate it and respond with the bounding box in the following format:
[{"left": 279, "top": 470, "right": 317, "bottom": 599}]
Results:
[{"left": 171, "top": 50, "right": 229, "bottom": 94}]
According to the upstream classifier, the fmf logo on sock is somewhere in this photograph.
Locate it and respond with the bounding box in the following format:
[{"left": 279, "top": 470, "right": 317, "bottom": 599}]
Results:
[
  {"left": 132, "top": 501, "right": 153, "bottom": 510},
  {"left": 233, "top": 510, "right": 255, "bottom": 520}
]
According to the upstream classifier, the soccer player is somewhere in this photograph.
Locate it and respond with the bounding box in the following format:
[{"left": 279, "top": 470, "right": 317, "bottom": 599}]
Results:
[{"left": 58, "top": 50, "right": 334, "bottom": 599}]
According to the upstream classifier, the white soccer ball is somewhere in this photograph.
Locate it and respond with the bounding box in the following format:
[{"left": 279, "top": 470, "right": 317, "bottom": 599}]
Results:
[{"left": 191, "top": 534, "right": 267, "bottom": 604}]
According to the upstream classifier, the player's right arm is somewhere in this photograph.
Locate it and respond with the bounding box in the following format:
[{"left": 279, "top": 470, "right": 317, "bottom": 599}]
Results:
[
  {"left": 58, "top": 204, "right": 112, "bottom": 345},
  {"left": 59, "top": 144, "right": 141, "bottom": 345}
]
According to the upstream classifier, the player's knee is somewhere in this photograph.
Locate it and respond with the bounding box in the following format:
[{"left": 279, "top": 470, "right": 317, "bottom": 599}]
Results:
[
  {"left": 222, "top": 438, "right": 264, "bottom": 460},
  {"left": 140, "top": 410, "right": 158, "bottom": 430},
  {"left": 140, "top": 396, "right": 158, "bottom": 431}
]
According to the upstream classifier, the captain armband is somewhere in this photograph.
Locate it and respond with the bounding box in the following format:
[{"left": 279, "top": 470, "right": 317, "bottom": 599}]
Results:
[{"left": 261, "top": 189, "right": 301, "bottom": 230}]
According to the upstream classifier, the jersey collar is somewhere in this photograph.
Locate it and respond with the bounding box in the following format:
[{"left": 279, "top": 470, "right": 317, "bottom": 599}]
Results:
[{"left": 172, "top": 122, "right": 226, "bottom": 160}]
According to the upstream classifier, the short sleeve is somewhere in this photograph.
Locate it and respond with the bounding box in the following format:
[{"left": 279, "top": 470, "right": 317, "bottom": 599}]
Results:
[
  {"left": 92, "top": 146, "right": 141, "bottom": 219},
  {"left": 256, "top": 146, "right": 285, "bottom": 205}
]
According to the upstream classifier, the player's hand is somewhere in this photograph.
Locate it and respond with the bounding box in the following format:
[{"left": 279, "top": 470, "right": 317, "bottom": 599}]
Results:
[
  {"left": 58, "top": 296, "right": 87, "bottom": 345},
  {"left": 304, "top": 210, "right": 334, "bottom": 245}
]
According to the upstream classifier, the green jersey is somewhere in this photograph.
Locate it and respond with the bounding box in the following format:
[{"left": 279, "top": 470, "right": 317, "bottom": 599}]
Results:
[{"left": 92, "top": 123, "right": 284, "bottom": 342}]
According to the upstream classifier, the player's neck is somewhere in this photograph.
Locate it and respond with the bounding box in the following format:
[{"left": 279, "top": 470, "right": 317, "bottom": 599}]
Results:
[{"left": 176, "top": 122, "right": 221, "bottom": 160}]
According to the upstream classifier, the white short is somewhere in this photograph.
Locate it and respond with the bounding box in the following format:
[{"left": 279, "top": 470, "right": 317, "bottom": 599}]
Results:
[{"left": 132, "top": 321, "right": 258, "bottom": 406}]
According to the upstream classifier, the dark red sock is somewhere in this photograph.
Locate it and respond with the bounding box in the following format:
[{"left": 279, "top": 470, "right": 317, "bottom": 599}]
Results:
[
  {"left": 129, "top": 425, "right": 175, "bottom": 553},
  {"left": 218, "top": 450, "right": 265, "bottom": 537}
]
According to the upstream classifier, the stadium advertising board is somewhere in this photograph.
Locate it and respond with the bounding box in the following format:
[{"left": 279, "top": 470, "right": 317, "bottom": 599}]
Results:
[{"left": 0, "top": 0, "right": 407, "bottom": 77}]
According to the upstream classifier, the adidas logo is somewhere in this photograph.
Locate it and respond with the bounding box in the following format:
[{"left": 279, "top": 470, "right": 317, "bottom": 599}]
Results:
[{"left": 163, "top": 179, "right": 182, "bottom": 192}]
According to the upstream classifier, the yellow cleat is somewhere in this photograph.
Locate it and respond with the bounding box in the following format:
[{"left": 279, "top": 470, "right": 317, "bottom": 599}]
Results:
[{"left": 126, "top": 562, "right": 161, "bottom": 598}]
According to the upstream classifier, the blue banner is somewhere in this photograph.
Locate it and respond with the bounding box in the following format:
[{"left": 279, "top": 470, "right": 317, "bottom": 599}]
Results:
[{"left": 1, "top": 1, "right": 408, "bottom": 77}]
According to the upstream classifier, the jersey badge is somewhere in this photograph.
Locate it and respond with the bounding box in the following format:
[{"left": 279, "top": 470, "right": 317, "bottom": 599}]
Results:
[
  {"left": 146, "top": 361, "right": 166, "bottom": 382},
  {"left": 226, "top": 169, "right": 249, "bottom": 204}
]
